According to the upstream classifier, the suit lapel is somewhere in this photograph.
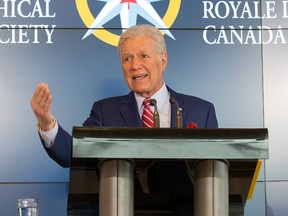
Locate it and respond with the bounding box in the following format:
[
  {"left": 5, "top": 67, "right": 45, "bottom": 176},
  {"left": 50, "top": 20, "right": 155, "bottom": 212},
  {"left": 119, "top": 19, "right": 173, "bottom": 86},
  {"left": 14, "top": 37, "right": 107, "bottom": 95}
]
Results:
[{"left": 120, "top": 92, "right": 143, "bottom": 127}]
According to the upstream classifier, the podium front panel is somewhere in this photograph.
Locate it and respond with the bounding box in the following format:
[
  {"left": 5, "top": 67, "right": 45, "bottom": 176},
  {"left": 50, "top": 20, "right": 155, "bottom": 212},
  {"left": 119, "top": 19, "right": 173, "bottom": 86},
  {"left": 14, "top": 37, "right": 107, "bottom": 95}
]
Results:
[{"left": 72, "top": 128, "right": 268, "bottom": 160}]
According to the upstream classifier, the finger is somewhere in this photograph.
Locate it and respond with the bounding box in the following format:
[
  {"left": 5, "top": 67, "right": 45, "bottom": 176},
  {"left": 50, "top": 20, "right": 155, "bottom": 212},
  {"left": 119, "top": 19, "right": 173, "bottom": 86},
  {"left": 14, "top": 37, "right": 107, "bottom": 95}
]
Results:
[
  {"left": 35, "top": 84, "right": 50, "bottom": 104},
  {"left": 40, "top": 93, "right": 52, "bottom": 108},
  {"left": 42, "top": 95, "right": 52, "bottom": 112},
  {"left": 31, "top": 83, "right": 45, "bottom": 102},
  {"left": 31, "top": 84, "right": 43, "bottom": 110},
  {"left": 33, "top": 85, "right": 50, "bottom": 109},
  {"left": 39, "top": 88, "right": 51, "bottom": 106},
  {"left": 30, "top": 83, "right": 51, "bottom": 114}
]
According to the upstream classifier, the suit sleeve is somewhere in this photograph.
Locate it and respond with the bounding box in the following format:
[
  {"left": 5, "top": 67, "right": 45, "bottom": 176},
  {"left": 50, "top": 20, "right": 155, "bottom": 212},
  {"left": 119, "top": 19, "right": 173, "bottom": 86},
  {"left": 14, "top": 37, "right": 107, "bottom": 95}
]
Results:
[
  {"left": 205, "top": 103, "right": 218, "bottom": 128},
  {"left": 41, "top": 125, "right": 72, "bottom": 168}
]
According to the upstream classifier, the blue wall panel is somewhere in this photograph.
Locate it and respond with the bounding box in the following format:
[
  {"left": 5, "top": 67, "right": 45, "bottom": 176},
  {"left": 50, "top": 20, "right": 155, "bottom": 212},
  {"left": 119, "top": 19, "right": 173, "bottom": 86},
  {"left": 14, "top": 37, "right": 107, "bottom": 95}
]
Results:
[{"left": 245, "top": 182, "right": 266, "bottom": 216}]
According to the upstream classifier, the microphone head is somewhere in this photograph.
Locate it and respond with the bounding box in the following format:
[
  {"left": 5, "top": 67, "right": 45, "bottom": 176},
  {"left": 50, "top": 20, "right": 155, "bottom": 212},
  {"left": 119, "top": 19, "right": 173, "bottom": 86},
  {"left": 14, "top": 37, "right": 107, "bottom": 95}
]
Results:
[
  {"left": 169, "top": 97, "right": 176, "bottom": 104},
  {"left": 150, "top": 99, "right": 157, "bottom": 106}
]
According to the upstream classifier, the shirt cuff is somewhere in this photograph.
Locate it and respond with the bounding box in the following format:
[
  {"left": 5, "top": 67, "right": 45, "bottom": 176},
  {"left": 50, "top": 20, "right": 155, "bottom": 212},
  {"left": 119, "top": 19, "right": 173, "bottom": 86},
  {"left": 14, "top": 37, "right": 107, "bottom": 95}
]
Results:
[{"left": 39, "top": 122, "right": 59, "bottom": 148}]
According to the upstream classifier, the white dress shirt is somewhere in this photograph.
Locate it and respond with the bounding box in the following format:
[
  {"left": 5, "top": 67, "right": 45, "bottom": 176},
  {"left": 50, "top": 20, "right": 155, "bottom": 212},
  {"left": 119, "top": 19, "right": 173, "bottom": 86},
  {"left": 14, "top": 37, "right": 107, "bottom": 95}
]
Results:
[{"left": 134, "top": 83, "right": 171, "bottom": 128}]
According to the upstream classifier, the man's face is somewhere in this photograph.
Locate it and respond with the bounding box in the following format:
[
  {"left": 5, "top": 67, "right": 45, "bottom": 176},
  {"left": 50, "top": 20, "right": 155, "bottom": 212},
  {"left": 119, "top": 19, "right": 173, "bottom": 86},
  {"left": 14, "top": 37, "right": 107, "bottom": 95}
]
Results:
[{"left": 120, "top": 35, "right": 167, "bottom": 98}]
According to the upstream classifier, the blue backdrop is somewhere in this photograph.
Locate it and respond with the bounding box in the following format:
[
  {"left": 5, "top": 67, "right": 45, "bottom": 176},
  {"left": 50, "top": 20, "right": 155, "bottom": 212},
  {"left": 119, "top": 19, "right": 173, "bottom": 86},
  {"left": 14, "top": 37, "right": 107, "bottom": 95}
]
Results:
[{"left": 1, "top": 0, "right": 287, "bottom": 215}]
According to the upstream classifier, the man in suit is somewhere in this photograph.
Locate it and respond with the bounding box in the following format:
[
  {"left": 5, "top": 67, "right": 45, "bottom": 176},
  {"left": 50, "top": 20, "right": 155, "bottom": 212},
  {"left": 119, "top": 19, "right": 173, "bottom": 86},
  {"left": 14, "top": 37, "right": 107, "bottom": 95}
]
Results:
[{"left": 31, "top": 24, "right": 218, "bottom": 215}]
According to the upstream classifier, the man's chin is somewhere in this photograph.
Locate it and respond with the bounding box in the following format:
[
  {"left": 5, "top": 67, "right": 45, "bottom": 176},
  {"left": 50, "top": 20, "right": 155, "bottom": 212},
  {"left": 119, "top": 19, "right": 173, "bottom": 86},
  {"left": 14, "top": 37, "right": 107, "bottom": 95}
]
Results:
[{"left": 133, "top": 89, "right": 151, "bottom": 97}]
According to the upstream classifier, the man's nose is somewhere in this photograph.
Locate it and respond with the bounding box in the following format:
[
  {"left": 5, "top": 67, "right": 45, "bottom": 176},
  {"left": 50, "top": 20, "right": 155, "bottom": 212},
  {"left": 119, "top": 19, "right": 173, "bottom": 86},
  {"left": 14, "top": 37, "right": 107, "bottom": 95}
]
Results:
[{"left": 131, "top": 58, "right": 142, "bottom": 71}]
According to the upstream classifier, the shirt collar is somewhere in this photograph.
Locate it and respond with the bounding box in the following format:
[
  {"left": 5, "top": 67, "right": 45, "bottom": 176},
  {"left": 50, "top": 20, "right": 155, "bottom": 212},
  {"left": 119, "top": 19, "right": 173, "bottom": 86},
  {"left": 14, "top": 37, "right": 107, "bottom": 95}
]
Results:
[{"left": 134, "top": 83, "right": 170, "bottom": 113}]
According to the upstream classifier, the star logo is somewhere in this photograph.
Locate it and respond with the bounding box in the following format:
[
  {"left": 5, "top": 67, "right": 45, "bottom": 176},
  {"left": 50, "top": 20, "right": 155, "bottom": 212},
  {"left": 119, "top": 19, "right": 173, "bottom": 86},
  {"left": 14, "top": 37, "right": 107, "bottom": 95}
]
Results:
[{"left": 75, "top": 0, "right": 181, "bottom": 46}]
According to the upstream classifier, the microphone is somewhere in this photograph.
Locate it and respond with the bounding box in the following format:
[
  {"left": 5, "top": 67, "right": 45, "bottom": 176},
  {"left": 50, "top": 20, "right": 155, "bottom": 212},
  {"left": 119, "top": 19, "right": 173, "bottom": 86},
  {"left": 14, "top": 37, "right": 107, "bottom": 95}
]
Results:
[
  {"left": 150, "top": 99, "right": 160, "bottom": 128},
  {"left": 169, "top": 97, "right": 183, "bottom": 128}
]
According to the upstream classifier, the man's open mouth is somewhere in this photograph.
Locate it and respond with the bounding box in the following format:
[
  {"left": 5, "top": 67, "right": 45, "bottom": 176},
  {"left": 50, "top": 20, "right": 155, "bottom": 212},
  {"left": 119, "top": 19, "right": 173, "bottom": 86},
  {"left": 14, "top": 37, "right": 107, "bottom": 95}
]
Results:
[{"left": 132, "top": 74, "right": 148, "bottom": 80}]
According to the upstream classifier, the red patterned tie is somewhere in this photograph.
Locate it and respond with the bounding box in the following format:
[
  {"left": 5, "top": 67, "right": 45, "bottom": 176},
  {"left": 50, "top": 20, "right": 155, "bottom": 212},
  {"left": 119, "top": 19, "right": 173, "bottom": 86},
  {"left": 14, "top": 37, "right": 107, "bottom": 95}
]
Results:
[{"left": 142, "top": 98, "right": 154, "bottom": 128}]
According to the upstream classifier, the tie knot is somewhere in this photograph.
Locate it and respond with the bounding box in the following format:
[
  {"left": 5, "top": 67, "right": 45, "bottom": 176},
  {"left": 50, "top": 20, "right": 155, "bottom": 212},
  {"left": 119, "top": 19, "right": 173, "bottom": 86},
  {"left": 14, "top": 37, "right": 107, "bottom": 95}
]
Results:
[{"left": 143, "top": 98, "right": 151, "bottom": 106}]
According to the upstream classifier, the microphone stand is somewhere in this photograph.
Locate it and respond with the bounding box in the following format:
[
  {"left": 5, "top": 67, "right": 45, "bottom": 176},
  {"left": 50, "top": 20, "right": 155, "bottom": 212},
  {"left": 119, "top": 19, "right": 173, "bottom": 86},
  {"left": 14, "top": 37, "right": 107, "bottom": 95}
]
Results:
[
  {"left": 169, "top": 97, "right": 183, "bottom": 128},
  {"left": 150, "top": 99, "right": 160, "bottom": 128}
]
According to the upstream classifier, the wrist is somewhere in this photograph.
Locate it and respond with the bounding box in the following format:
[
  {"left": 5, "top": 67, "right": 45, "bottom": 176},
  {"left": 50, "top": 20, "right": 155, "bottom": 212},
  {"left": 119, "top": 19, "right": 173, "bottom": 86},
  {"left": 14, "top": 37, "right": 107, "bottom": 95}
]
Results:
[{"left": 37, "top": 118, "right": 56, "bottom": 132}]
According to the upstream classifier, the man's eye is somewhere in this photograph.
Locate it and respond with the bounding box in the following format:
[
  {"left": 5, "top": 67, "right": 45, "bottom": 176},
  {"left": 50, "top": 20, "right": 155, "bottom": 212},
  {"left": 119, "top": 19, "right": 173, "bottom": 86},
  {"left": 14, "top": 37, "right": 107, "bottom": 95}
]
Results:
[
  {"left": 123, "top": 56, "right": 132, "bottom": 62},
  {"left": 142, "top": 54, "right": 149, "bottom": 58}
]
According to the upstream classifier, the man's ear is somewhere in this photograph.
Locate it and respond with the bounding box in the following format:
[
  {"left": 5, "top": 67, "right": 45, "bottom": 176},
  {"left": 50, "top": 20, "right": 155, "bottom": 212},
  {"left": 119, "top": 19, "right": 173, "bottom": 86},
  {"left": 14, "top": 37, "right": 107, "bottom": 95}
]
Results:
[{"left": 161, "top": 52, "right": 168, "bottom": 70}]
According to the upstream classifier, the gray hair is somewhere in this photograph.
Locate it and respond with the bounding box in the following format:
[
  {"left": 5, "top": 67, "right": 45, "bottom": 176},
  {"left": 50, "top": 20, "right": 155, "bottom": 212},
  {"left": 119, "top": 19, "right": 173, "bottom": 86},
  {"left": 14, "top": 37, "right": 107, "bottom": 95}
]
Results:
[{"left": 118, "top": 24, "right": 167, "bottom": 56}]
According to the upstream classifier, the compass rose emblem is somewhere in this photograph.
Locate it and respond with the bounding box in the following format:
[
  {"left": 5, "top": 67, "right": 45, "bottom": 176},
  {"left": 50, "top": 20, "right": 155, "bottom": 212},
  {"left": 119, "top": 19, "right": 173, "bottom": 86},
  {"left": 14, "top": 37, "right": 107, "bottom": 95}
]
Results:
[{"left": 76, "top": 0, "right": 181, "bottom": 46}]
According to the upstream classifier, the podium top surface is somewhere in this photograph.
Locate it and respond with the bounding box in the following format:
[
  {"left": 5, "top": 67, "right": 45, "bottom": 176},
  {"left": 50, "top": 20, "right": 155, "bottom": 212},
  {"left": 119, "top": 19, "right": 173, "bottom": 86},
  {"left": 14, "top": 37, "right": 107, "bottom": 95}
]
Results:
[{"left": 72, "top": 127, "right": 268, "bottom": 160}]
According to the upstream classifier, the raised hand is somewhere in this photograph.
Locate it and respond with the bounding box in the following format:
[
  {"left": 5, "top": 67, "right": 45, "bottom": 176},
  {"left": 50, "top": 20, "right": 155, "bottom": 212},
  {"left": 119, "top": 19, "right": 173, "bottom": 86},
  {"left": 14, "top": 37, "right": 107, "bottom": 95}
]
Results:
[{"left": 30, "top": 83, "right": 55, "bottom": 131}]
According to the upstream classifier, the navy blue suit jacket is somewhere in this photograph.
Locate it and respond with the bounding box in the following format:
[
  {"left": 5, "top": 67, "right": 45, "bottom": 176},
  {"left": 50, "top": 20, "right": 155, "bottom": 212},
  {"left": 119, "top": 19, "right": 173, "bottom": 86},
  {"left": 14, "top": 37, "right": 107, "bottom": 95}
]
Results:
[{"left": 43, "top": 87, "right": 218, "bottom": 169}]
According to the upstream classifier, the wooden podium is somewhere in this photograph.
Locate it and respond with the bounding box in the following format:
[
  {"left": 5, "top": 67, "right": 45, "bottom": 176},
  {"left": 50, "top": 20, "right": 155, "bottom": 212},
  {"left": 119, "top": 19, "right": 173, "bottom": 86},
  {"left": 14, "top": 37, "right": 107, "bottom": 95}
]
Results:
[{"left": 68, "top": 127, "right": 268, "bottom": 216}]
